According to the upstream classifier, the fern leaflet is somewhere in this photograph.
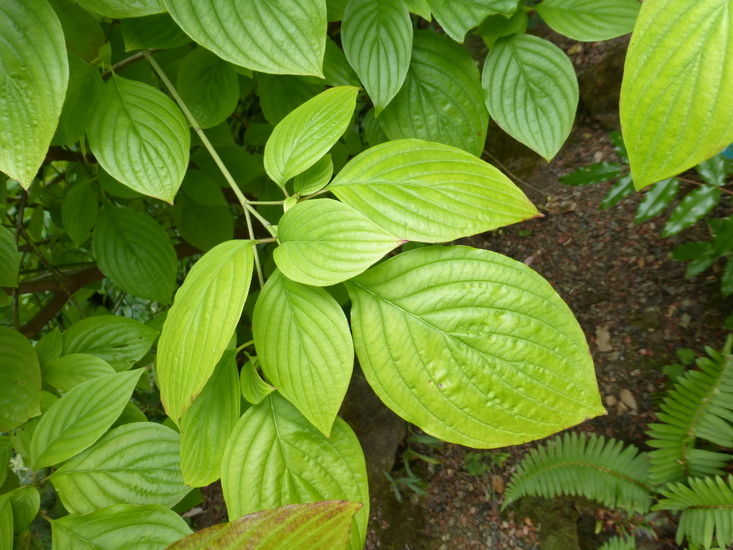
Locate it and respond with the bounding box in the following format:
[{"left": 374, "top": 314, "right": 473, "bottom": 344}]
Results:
[
  {"left": 599, "top": 535, "right": 636, "bottom": 550},
  {"left": 503, "top": 432, "right": 652, "bottom": 513}
]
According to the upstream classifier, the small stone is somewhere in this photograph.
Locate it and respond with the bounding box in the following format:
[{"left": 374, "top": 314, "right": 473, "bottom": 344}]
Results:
[
  {"left": 619, "top": 389, "right": 637, "bottom": 410},
  {"left": 605, "top": 395, "right": 617, "bottom": 406}
]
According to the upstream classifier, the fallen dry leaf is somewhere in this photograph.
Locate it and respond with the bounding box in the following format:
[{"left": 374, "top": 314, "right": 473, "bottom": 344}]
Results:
[{"left": 595, "top": 325, "right": 613, "bottom": 352}]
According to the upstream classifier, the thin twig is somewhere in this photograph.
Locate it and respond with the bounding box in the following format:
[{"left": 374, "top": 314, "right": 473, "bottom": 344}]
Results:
[
  {"left": 144, "top": 50, "right": 270, "bottom": 287},
  {"left": 676, "top": 175, "right": 733, "bottom": 196},
  {"left": 102, "top": 49, "right": 161, "bottom": 81},
  {"left": 482, "top": 149, "right": 552, "bottom": 197}
]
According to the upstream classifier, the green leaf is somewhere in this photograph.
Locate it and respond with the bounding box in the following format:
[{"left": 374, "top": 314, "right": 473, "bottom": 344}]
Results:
[
  {"left": 240, "top": 360, "right": 276, "bottom": 405},
  {"left": 559, "top": 162, "right": 623, "bottom": 186},
  {"left": 177, "top": 48, "right": 239, "bottom": 129},
  {"left": 61, "top": 180, "right": 99, "bottom": 246},
  {"left": 428, "top": 0, "right": 518, "bottom": 42},
  {"left": 483, "top": 34, "right": 578, "bottom": 161},
  {"left": 253, "top": 269, "right": 354, "bottom": 435},
  {"left": 662, "top": 186, "right": 722, "bottom": 237},
  {"left": 329, "top": 139, "right": 538, "bottom": 242},
  {"left": 167, "top": 501, "right": 361, "bottom": 550},
  {"left": 87, "top": 75, "right": 190, "bottom": 203},
  {"left": 0, "top": 438, "right": 11, "bottom": 488},
  {"left": 9, "top": 391, "right": 58, "bottom": 463},
  {"left": 696, "top": 153, "right": 731, "bottom": 186},
  {"left": 0, "top": 0, "right": 69, "bottom": 188},
  {"left": 380, "top": 30, "right": 489, "bottom": 157},
  {"left": 43, "top": 354, "right": 115, "bottom": 392},
  {"left": 323, "top": 38, "right": 361, "bottom": 88},
  {"left": 346, "top": 245, "right": 604, "bottom": 448},
  {"left": 0, "top": 226, "right": 20, "bottom": 288},
  {"left": 52, "top": 504, "right": 191, "bottom": 550},
  {"left": 173, "top": 172, "right": 234, "bottom": 251},
  {"left": 0, "top": 497, "right": 11, "bottom": 550},
  {"left": 599, "top": 174, "right": 634, "bottom": 210},
  {"left": 274, "top": 199, "right": 403, "bottom": 286},
  {"left": 62, "top": 315, "right": 158, "bottom": 372},
  {"left": 157, "top": 240, "right": 253, "bottom": 423},
  {"left": 180, "top": 350, "right": 240, "bottom": 487},
  {"left": 7, "top": 486, "right": 39, "bottom": 534},
  {"left": 72, "top": 0, "right": 165, "bottom": 18},
  {"left": 122, "top": 14, "right": 193, "bottom": 51},
  {"left": 30, "top": 370, "right": 142, "bottom": 469},
  {"left": 634, "top": 178, "right": 679, "bottom": 224},
  {"left": 0, "top": 329, "right": 41, "bottom": 432},
  {"left": 342, "top": 0, "right": 412, "bottom": 114},
  {"left": 711, "top": 217, "right": 733, "bottom": 257},
  {"left": 35, "top": 328, "right": 63, "bottom": 370},
  {"left": 52, "top": 423, "right": 190, "bottom": 514},
  {"left": 404, "top": 0, "right": 432, "bottom": 20},
  {"left": 47, "top": 0, "right": 105, "bottom": 62},
  {"left": 164, "top": 0, "right": 327, "bottom": 77},
  {"left": 258, "top": 75, "right": 324, "bottom": 126},
  {"left": 93, "top": 207, "right": 178, "bottom": 303},
  {"left": 475, "top": 10, "right": 528, "bottom": 48},
  {"left": 221, "top": 394, "right": 369, "bottom": 550},
  {"left": 294, "top": 154, "right": 333, "bottom": 196},
  {"left": 722, "top": 257, "right": 733, "bottom": 297},
  {"left": 264, "top": 87, "right": 359, "bottom": 187},
  {"left": 535, "top": 0, "right": 640, "bottom": 41},
  {"left": 620, "top": 0, "right": 733, "bottom": 189}
]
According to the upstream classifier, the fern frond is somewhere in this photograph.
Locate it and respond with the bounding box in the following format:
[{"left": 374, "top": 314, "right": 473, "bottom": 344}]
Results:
[
  {"left": 502, "top": 432, "right": 652, "bottom": 513},
  {"left": 647, "top": 336, "right": 733, "bottom": 486},
  {"left": 654, "top": 475, "right": 733, "bottom": 550},
  {"left": 599, "top": 535, "right": 636, "bottom": 550}
]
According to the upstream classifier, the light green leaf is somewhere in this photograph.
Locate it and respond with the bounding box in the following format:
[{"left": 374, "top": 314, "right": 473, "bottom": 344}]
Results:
[
  {"left": 122, "top": 14, "right": 193, "bottom": 51},
  {"left": 329, "top": 139, "right": 538, "bottom": 242},
  {"left": 30, "top": 370, "right": 142, "bottom": 469},
  {"left": 0, "top": 0, "right": 68, "bottom": 188},
  {"left": 294, "top": 154, "right": 333, "bottom": 196},
  {"left": 72, "top": 0, "right": 165, "bottom": 18},
  {"left": 9, "top": 392, "right": 57, "bottom": 464},
  {"left": 346, "top": 245, "right": 604, "bottom": 448},
  {"left": 0, "top": 329, "right": 41, "bottom": 432},
  {"left": 62, "top": 315, "right": 158, "bottom": 372},
  {"left": 323, "top": 38, "right": 361, "bottom": 88},
  {"left": 475, "top": 10, "right": 528, "bottom": 48},
  {"left": 52, "top": 504, "right": 191, "bottom": 550},
  {"left": 404, "top": 0, "right": 432, "bottom": 19},
  {"left": 264, "top": 87, "right": 359, "bottom": 187},
  {"left": 157, "top": 240, "right": 253, "bottom": 423},
  {"left": 380, "top": 30, "right": 489, "bottom": 157},
  {"left": 342, "top": 0, "right": 412, "bottom": 114},
  {"left": 274, "top": 199, "right": 403, "bottom": 286},
  {"left": 634, "top": 178, "right": 679, "bottom": 223},
  {"left": 177, "top": 48, "right": 240, "bottom": 129},
  {"left": 87, "top": 75, "right": 190, "bottom": 203},
  {"left": 7, "top": 486, "right": 39, "bottom": 534},
  {"left": 536, "top": 0, "right": 640, "bottom": 41},
  {"left": 621, "top": 0, "right": 733, "bottom": 189},
  {"left": 47, "top": 0, "right": 105, "bottom": 62},
  {"left": 253, "top": 269, "right": 354, "bottom": 435},
  {"left": 0, "top": 226, "right": 20, "bottom": 288},
  {"left": 258, "top": 75, "right": 324, "bottom": 126},
  {"left": 52, "top": 423, "right": 190, "bottom": 514},
  {"left": 167, "top": 501, "right": 361, "bottom": 550},
  {"left": 240, "top": 359, "right": 276, "bottom": 405},
  {"left": 92, "top": 207, "right": 178, "bottom": 303},
  {"left": 43, "top": 354, "right": 115, "bottom": 392},
  {"left": 483, "top": 34, "right": 578, "bottom": 161},
  {"left": 164, "top": 0, "right": 327, "bottom": 76},
  {"left": 61, "top": 180, "right": 99, "bottom": 246},
  {"left": 428, "top": 0, "right": 518, "bottom": 42},
  {"left": 221, "top": 394, "right": 369, "bottom": 550},
  {"left": 662, "top": 186, "right": 722, "bottom": 237},
  {"left": 34, "top": 328, "right": 63, "bottom": 370},
  {"left": 180, "top": 350, "right": 240, "bottom": 487}
]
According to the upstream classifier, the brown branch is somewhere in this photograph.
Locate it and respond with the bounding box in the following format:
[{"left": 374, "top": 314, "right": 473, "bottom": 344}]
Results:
[
  {"left": 15, "top": 241, "right": 202, "bottom": 339},
  {"left": 44, "top": 147, "right": 94, "bottom": 164}
]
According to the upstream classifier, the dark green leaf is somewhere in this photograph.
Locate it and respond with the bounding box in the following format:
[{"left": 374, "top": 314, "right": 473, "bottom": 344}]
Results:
[
  {"left": 93, "top": 207, "right": 178, "bottom": 303},
  {"left": 722, "top": 257, "right": 733, "bottom": 297},
  {"left": 7, "top": 486, "right": 39, "bottom": 534},
  {"left": 258, "top": 75, "right": 324, "bottom": 126},
  {"left": 474, "top": 10, "right": 528, "bottom": 48},
  {"left": 122, "top": 13, "right": 192, "bottom": 51},
  {"left": 662, "top": 186, "right": 722, "bottom": 237},
  {"left": 61, "top": 57, "right": 104, "bottom": 148},
  {"left": 634, "top": 178, "right": 679, "bottom": 224},
  {"left": 696, "top": 153, "right": 730, "bottom": 186},
  {"left": 323, "top": 38, "right": 361, "bottom": 88},
  {"left": 599, "top": 174, "right": 634, "bottom": 210},
  {"left": 0, "top": 226, "right": 20, "bottom": 288},
  {"left": 61, "top": 180, "right": 98, "bottom": 246},
  {"left": 47, "top": 0, "right": 105, "bottom": 62},
  {"left": 177, "top": 48, "right": 240, "bottom": 129},
  {"left": 559, "top": 162, "right": 623, "bottom": 186},
  {"left": 73, "top": 0, "right": 164, "bottom": 18},
  {"left": 711, "top": 217, "right": 733, "bottom": 257},
  {"left": 535, "top": 0, "right": 640, "bottom": 42},
  {"left": 0, "top": 329, "right": 41, "bottom": 432},
  {"left": 609, "top": 131, "right": 628, "bottom": 163},
  {"left": 671, "top": 242, "right": 712, "bottom": 262},
  {"left": 380, "top": 30, "right": 489, "bottom": 157}
]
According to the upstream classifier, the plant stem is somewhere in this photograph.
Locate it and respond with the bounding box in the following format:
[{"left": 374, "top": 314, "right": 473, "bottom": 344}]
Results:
[
  {"left": 236, "top": 340, "right": 254, "bottom": 353},
  {"left": 247, "top": 201, "right": 284, "bottom": 206},
  {"left": 676, "top": 175, "right": 733, "bottom": 196},
  {"left": 144, "top": 50, "right": 269, "bottom": 287},
  {"left": 102, "top": 49, "right": 161, "bottom": 81}
]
